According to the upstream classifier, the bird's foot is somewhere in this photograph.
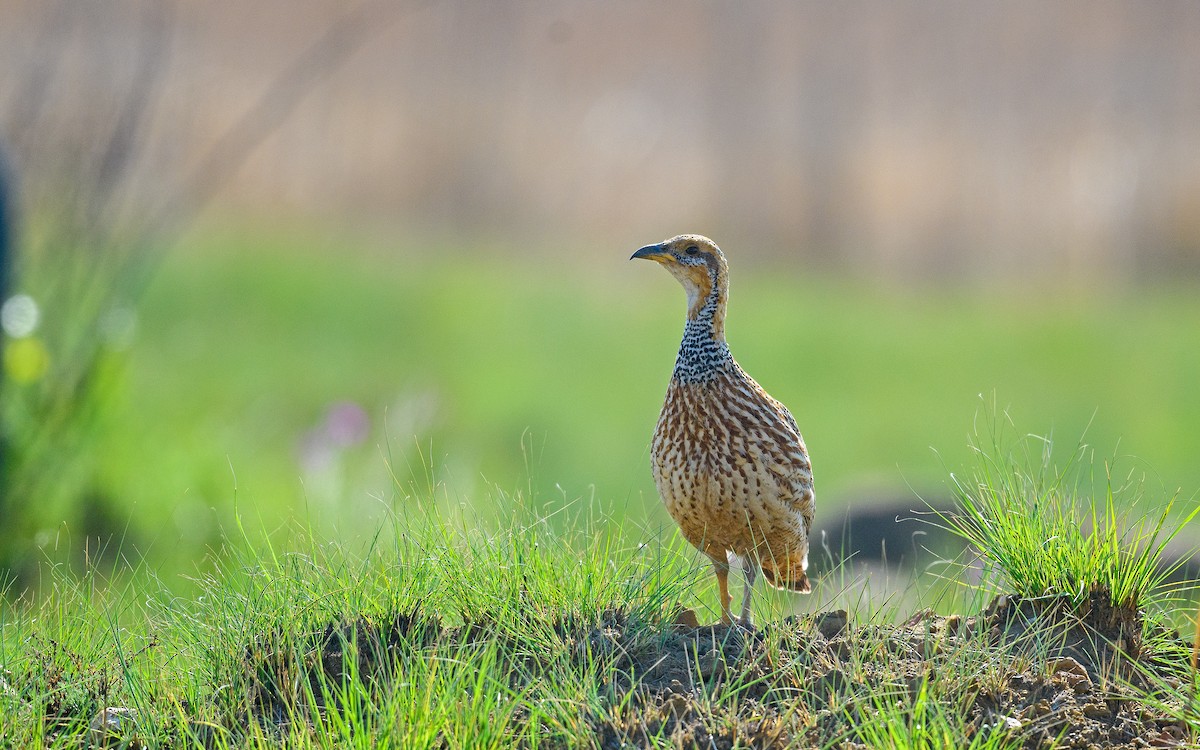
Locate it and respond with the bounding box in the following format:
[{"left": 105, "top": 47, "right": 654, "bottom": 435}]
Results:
[{"left": 719, "top": 613, "right": 756, "bottom": 631}]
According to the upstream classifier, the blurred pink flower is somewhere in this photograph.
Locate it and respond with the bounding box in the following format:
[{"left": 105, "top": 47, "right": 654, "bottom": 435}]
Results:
[{"left": 296, "top": 401, "right": 370, "bottom": 474}]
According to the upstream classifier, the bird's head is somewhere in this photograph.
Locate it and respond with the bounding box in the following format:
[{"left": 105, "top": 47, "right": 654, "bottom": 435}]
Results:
[{"left": 630, "top": 234, "right": 728, "bottom": 319}]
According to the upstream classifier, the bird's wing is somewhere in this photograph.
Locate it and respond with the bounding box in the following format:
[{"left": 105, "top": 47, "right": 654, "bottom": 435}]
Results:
[
  {"left": 761, "top": 398, "right": 815, "bottom": 528},
  {"left": 776, "top": 400, "right": 801, "bottom": 436}
]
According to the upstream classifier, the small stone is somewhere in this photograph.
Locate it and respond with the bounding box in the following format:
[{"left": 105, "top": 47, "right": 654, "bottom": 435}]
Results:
[
  {"left": 672, "top": 607, "right": 700, "bottom": 629},
  {"left": 902, "top": 608, "right": 935, "bottom": 628},
  {"left": 664, "top": 694, "right": 691, "bottom": 718},
  {"left": 1049, "top": 656, "right": 1091, "bottom": 692},
  {"left": 1149, "top": 727, "right": 1186, "bottom": 747},
  {"left": 90, "top": 707, "right": 140, "bottom": 748},
  {"left": 815, "top": 610, "right": 849, "bottom": 640},
  {"left": 1082, "top": 701, "right": 1112, "bottom": 719}
]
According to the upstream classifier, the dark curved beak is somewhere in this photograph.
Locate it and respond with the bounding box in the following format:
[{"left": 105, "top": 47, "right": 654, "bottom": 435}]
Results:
[{"left": 630, "top": 243, "right": 667, "bottom": 261}]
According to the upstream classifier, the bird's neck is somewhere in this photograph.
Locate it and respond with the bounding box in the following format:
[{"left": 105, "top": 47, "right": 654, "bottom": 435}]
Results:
[{"left": 674, "top": 280, "right": 731, "bottom": 383}]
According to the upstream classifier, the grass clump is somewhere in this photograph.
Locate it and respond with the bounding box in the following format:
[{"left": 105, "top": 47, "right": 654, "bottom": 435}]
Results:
[{"left": 941, "top": 413, "right": 1199, "bottom": 617}]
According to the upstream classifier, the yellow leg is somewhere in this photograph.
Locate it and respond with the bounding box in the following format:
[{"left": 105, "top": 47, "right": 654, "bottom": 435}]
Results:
[{"left": 710, "top": 556, "right": 733, "bottom": 624}]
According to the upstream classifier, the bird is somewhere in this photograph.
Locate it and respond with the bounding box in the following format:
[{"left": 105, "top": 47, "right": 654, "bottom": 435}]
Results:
[{"left": 632, "top": 234, "right": 814, "bottom": 625}]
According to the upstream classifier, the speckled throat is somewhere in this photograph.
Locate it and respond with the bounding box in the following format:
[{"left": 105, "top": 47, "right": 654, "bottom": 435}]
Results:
[{"left": 673, "top": 282, "right": 733, "bottom": 384}]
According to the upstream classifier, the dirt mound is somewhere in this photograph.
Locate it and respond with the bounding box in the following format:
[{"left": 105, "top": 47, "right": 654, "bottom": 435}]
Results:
[
  {"left": 981, "top": 589, "right": 1145, "bottom": 678},
  {"left": 225, "top": 595, "right": 1194, "bottom": 748},
  {"left": 235, "top": 606, "right": 440, "bottom": 727},
  {"left": 589, "top": 598, "right": 1192, "bottom": 748}
]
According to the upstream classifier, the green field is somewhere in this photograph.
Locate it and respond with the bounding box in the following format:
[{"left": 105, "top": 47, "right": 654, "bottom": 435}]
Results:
[{"left": 63, "top": 222, "right": 1200, "bottom": 581}]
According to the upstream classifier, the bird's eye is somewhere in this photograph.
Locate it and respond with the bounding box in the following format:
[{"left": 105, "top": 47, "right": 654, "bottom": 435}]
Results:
[{"left": 685, "top": 245, "right": 700, "bottom": 255}]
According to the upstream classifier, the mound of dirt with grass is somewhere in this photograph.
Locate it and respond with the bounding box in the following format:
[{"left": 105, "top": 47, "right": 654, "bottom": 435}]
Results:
[
  {"left": 590, "top": 600, "right": 1189, "bottom": 748},
  {"left": 221, "top": 590, "right": 1195, "bottom": 749}
]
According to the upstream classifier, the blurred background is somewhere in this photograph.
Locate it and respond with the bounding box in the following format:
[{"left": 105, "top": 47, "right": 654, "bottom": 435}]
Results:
[{"left": 1, "top": 0, "right": 1199, "bottom": 592}]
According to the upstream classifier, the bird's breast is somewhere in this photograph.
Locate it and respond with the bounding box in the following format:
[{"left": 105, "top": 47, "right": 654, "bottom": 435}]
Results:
[{"left": 650, "top": 369, "right": 814, "bottom": 552}]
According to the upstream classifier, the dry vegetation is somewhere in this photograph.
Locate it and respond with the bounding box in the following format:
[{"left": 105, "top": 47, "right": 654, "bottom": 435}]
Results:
[{"left": 2, "top": 1, "right": 1199, "bottom": 277}]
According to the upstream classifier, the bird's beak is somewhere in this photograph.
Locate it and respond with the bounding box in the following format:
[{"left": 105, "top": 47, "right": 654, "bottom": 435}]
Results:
[{"left": 630, "top": 243, "right": 668, "bottom": 262}]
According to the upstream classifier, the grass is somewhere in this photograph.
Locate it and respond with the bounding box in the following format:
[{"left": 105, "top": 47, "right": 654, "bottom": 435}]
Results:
[
  {"left": 851, "top": 680, "right": 1024, "bottom": 750},
  {"left": 3, "top": 431, "right": 1198, "bottom": 748},
  {"left": 0, "top": 495, "right": 695, "bottom": 748},
  {"left": 941, "top": 411, "right": 1200, "bottom": 614}
]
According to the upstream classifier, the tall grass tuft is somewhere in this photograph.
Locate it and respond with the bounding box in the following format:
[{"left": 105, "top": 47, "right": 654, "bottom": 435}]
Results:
[{"left": 939, "top": 411, "right": 1199, "bottom": 614}]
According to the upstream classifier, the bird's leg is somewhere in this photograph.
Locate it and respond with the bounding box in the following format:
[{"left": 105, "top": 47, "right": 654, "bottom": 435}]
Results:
[
  {"left": 708, "top": 554, "right": 734, "bottom": 625},
  {"left": 740, "top": 557, "right": 759, "bottom": 626}
]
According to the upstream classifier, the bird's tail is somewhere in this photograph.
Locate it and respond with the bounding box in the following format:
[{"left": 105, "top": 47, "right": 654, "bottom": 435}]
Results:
[{"left": 760, "top": 555, "right": 811, "bottom": 594}]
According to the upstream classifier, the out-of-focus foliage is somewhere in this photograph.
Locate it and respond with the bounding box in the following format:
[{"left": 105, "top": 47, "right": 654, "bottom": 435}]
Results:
[
  {"left": 0, "top": 1, "right": 385, "bottom": 584},
  {"left": 0, "top": 5, "right": 176, "bottom": 582},
  {"left": 2, "top": 1, "right": 1199, "bottom": 589}
]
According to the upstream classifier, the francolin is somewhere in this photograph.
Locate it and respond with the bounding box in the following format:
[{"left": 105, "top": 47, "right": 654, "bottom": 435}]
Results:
[{"left": 632, "top": 235, "right": 814, "bottom": 625}]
